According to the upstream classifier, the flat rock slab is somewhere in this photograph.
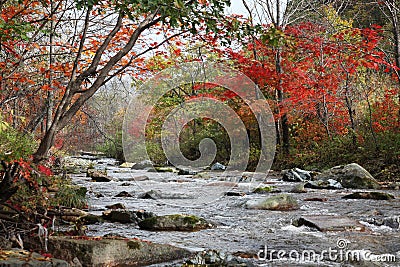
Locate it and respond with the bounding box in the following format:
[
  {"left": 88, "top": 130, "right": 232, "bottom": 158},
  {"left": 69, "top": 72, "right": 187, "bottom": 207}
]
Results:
[
  {"left": 48, "top": 236, "right": 190, "bottom": 266},
  {"left": 0, "top": 249, "right": 68, "bottom": 267},
  {"left": 294, "top": 215, "right": 366, "bottom": 232}
]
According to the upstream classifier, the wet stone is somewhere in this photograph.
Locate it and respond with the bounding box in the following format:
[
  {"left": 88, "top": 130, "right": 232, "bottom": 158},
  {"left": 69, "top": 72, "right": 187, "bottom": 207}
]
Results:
[
  {"left": 131, "top": 160, "right": 153, "bottom": 170},
  {"left": 305, "top": 179, "right": 343, "bottom": 189},
  {"left": 246, "top": 194, "right": 299, "bottom": 211},
  {"left": 290, "top": 183, "right": 307, "bottom": 193},
  {"left": 138, "top": 214, "right": 214, "bottom": 231},
  {"left": 342, "top": 191, "right": 395, "bottom": 200},
  {"left": 105, "top": 203, "right": 126, "bottom": 210},
  {"left": 88, "top": 170, "right": 115, "bottom": 182},
  {"left": 281, "top": 168, "right": 317, "bottom": 182},
  {"left": 225, "top": 191, "right": 246, "bottom": 197},
  {"left": 293, "top": 215, "right": 366, "bottom": 232},
  {"left": 114, "top": 191, "right": 133, "bottom": 197}
]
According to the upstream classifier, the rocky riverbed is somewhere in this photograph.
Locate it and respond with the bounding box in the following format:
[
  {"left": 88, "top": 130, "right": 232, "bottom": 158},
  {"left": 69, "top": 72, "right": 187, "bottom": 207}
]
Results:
[{"left": 66, "top": 156, "right": 400, "bottom": 266}]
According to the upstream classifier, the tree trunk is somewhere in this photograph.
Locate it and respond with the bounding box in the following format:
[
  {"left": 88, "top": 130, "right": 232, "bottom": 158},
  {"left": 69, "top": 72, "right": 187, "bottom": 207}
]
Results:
[
  {"left": 275, "top": 49, "right": 289, "bottom": 154},
  {"left": 32, "top": 11, "right": 162, "bottom": 162}
]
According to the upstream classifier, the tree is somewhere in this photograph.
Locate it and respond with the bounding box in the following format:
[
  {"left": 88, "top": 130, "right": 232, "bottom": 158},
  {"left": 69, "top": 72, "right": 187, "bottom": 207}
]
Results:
[
  {"left": 240, "top": 0, "right": 333, "bottom": 154},
  {"left": 0, "top": 0, "right": 231, "bottom": 162}
]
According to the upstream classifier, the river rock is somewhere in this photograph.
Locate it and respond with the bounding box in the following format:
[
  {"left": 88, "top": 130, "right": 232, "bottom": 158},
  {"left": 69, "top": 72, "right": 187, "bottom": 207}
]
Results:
[
  {"left": 314, "top": 163, "right": 380, "bottom": 189},
  {"left": 138, "top": 214, "right": 214, "bottom": 231},
  {"left": 177, "top": 167, "right": 198, "bottom": 175},
  {"left": 289, "top": 183, "right": 307, "bottom": 193},
  {"left": 211, "top": 162, "right": 226, "bottom": 171},
  {"left": 87, "top": 169, "right": 114, "bottom": 182},
  {"left": 131, "top": 160, "right": 153, "bottom": 170},
  {"left": 105, "top": 203, "right": 126, "bottom": 209},
  {"left": 225, "top": 191, "right": 246, "bottom": 196},
  {"left": 342, "top": 192, "right": 395, "bottom": 200},
  {"left": 364, "top": 216, "right": 400, "bottom": 229},
  {"left": 102, "top": 209, "right": 155, "bottom": 224},
  {"left": 293, "top": 215, "right": 366, "bottom": 232},
  {"left": 281, "top": 168, "right": 318, "bottom": 182},
  {"left": 305, "top": 179, "right": 343, "bottom": 189},
  {"left": 245, "top": 194, "right": 299, "bottom": 211},
  {"left": 252, "top": 186, "right": 279, "bottom": 194},
  {"left": 148, "top": 167, "right": 176, "bottom": 173},
  {"left": 47, "top": 236, "right": 190, "bottom": 266},
  {"left": 81, "top": 214, "right": 104, "bottom": 225},
  {"left": 114, "top": 191, "right": 133, "bottom": 197},
  {"left": 138, "top": 189, "right": 162, "bottom": 199},
  {"left": 119, "top": 162, "right": 135, "bottom": 168},
  {"left": 138, "top": 190, "right": 193, "bottom": 199}
]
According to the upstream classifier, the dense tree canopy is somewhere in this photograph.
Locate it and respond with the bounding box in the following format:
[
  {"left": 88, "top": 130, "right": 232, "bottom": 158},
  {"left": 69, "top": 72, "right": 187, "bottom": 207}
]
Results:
[{"left": 0, "top": 0, "right": 399, "bottom": 177}]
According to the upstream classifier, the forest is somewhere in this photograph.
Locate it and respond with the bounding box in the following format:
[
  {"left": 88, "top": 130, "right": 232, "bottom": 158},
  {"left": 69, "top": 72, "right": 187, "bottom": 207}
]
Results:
[{"left": 0, "top": 0, "right": 400, "bottom": 264}]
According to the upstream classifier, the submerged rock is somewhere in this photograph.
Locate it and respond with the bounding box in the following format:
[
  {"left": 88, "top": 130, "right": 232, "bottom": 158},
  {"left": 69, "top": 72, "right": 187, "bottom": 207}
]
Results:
[
  {"left": 138, "top": 214, "right": 214, "bottom": 231},
  {"left": 315, "top": 163, "right": 380, "bottom": 189},
  {"left": 246, "top": 194, "right": 299, "bottom": 211},
  {"left": 342, "top": 192, "right": 395, "bottom": 200}
]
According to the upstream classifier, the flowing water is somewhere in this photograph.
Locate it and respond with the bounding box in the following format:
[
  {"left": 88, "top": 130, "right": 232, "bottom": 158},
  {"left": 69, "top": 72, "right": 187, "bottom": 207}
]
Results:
[{"left": 69, "top": 157, "right": 400, "bottom": 266}]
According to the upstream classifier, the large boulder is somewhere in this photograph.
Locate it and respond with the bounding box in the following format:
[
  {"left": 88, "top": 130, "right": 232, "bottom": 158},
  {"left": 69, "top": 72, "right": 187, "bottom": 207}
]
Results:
[
  {"left": 48, "top": 236, "right": 190, "bottom": 266},
  {"left": 314, "top": 163, "right": 380, "bottom": 189},
  {"left": 138, "top": 214, "right": 214, "bottom": 231},
  {"left": 246, "top": 194, "right": 299, "bottom": 211}
]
